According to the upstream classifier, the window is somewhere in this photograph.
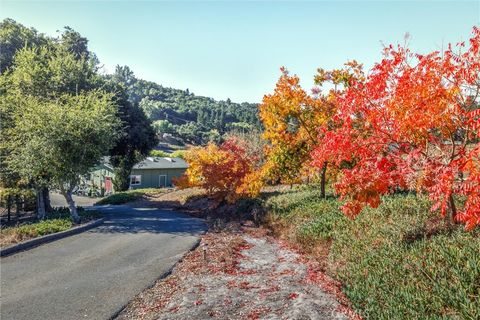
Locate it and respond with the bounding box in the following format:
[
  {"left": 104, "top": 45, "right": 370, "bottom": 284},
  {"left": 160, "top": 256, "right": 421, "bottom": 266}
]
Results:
[{"left": 130, "top": 175, "right": 141, "bottom": 186}]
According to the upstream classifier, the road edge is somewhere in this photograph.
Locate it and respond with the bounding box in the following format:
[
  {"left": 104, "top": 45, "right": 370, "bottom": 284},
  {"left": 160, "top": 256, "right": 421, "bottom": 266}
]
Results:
[{"left": 0, "top": 218, "right": 104, "bottom": 257}]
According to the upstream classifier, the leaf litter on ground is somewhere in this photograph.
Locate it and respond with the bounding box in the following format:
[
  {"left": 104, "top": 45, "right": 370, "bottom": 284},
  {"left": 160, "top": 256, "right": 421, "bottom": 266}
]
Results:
[{"left": 117, "top": 226, "right": 360, "bottom": 320}]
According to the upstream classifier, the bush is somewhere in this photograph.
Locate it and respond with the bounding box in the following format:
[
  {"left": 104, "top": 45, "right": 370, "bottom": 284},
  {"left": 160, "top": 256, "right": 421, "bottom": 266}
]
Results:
[
  {"left": 0, "top": 187, "right": 36, "bottom": 209},
  {"left": 1, "top": 219, "right": 72, "bottom": 246},
  {"left": 18, "top": 219, "right": 72, "bottom": 236},
  {"left": 149, "top": 150, "right": 170, "bottom": 157},
  {"left": 96, "top": 188, "right": 165, "bottom": 205},
  {"left": 265, "top": 188, "right": 480, "bottom": 319},
  {"left": 175, "top": 139, "right": 260, "bottom": 203},
  {"left": 171, "top": 150, "right": 186, "bottom": 159}
]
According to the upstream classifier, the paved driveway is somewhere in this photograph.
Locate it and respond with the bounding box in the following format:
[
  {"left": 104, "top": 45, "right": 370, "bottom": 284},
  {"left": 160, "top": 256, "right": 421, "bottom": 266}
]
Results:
[
  {"left": 49, "top": 192, "right": 100, "bottom": 208},
  {"left": 0, "top": 205, "right": 206, "bottom": 320}
]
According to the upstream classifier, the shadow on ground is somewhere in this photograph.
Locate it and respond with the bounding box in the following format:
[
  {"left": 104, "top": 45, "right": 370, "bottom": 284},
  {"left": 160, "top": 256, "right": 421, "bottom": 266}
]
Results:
[{"left": 90, "top": 205, "right": 206, "bottom": 236}]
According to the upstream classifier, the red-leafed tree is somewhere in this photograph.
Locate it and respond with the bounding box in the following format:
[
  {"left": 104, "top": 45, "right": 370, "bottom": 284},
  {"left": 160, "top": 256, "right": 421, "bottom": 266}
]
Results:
[{"left": 312, "top": 28, "right": 480, "bottom": 230}]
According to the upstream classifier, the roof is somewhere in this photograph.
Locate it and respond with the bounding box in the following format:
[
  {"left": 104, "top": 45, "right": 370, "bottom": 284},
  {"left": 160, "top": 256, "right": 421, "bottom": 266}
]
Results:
[
  {"left": 92, "top": 156, "right": 114, "bottom": 172},
  {"left": 132, "top": 157, "right": 188, "bottom": 170}
]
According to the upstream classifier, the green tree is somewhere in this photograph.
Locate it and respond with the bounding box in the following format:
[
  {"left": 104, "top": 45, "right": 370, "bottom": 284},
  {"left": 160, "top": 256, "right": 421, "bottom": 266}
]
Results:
[
  {"left": 3, "top": 29, "right": 102, "bottom": 209},
  {"left": 112, "top": 65, "right": 136, "bottom": 87},
  {"left": 107, "top": 83, "right": 157, "bottom": 191},
  {"left": 206, "top": 129, "right": 221, "bottom": 143},
  {"left": 0, "top": 89, "right": 24, "bottom": 190},
  {"left": 58, "top": 26, "right": 90, "bottom": 60},
  {"left": 0, "top": 18, "right": 47, "bottom": 73},
  {"left": 152, "top": 119, "right": 175, "bottom": 135},
  {"left": 4, "top": 92, "right": 120, "bottom": 222},
  {"left": 9, "top": 45, "right": 99, "bottom": 99}
]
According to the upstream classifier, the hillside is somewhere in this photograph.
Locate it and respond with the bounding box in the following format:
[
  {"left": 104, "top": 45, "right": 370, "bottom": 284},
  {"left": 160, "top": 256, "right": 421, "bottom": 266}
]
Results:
[
  {"left": 110, "top": 66, "right": 262, "bottom": 146},
  {"left": 0, "top": 18, "right": 261, "bottom": 147}
]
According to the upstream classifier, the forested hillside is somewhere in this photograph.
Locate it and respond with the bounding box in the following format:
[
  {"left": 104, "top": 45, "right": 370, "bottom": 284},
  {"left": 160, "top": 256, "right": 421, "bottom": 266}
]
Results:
[
  {"left": 0, "top": 18, "right": 261, "bottom": 148},
  {"left": 110, "top": 66, "right": 261, "bottom": 145}
]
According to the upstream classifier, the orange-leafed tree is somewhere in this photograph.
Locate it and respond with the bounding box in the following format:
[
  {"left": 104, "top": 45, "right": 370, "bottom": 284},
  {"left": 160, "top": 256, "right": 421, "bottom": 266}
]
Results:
[
  {"left": 259, "top": 68, "right": 334, "bottom": 196},
  {"left": 312, "top": 28, "right": 480, "bottom": 229},
  {"left": 174, "top": 137, "right": 260, "bottom": 203}
]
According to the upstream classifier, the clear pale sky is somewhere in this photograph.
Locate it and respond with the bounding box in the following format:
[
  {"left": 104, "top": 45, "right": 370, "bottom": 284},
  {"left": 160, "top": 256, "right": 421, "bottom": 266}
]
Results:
[{"left": 1, "top": 1, "right": 479, "bottom": 103}]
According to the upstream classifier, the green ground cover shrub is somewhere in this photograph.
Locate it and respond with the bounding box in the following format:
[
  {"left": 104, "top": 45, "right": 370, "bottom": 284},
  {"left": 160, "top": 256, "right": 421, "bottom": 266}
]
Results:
[
  {"left": 264, "top": 186, "right": 480, "bottom": 319},
  {"left": 0, "top": 207, "right": 102, "bottom": 246},
  {"left": 11, "top": 219, "right": 73, "bottom": 237},
  {"left": 96, "top": 188, "right": 166, "bottom": 205},
  {"left": 149, "top": 150, "right": 170, "bottom": 157}
]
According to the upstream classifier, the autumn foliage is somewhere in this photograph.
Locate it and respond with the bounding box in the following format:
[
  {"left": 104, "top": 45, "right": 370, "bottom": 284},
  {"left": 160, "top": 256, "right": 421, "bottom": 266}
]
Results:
[
  {"left": 258, "top": 68, "right": 317, "bottom": 185},
  {"left": 258, "top": 67, "right": 340, "bottom": 197},
  {"left": 174, "top": 137, "right": 260, "bottom": 203},
  {"left": 312, "top": 27, "right": 480, "bottom": 229},
  {"left": 178, "top": 27, "right": 479, "bottom": 230}
]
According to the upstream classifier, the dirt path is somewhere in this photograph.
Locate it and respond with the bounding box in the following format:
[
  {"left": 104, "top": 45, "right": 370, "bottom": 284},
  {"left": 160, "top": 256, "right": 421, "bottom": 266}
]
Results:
[{"left": 117, "top": 229, "right": 358, "bottom": 320}]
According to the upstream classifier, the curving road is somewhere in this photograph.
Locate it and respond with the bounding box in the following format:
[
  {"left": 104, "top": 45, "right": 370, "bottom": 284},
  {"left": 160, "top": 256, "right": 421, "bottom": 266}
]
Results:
[{"left": 0, "top": 205, "right": 206, "bottom": 320}]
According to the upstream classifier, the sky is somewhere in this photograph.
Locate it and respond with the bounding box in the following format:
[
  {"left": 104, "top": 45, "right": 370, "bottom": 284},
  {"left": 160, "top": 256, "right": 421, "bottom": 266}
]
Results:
[{"left": 1, "top": 1, "right": 479, "bottom": 103}]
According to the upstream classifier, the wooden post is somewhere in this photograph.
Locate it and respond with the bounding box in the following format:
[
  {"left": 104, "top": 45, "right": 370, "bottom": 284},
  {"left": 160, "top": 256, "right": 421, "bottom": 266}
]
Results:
[{"left": 202, "top": 243, "right": 208, "bottom": 262}]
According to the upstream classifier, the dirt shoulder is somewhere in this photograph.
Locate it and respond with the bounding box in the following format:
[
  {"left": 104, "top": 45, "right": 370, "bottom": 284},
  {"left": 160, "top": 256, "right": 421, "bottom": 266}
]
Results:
[
  {"left": 117, "top": 189, "right": 360, "bottom": 320},
  {"left": 117, "top": 228, "right": 357, "bottom": 320}
]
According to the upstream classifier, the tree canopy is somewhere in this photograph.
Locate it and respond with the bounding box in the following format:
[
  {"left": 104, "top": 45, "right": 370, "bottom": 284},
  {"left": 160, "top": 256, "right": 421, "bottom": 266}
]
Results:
[
  {"left": 0, "top": 19, "right": 157, "bottom": 217},
  {"left": 4, "top": 92, "right": 120, "bottom": 221}
]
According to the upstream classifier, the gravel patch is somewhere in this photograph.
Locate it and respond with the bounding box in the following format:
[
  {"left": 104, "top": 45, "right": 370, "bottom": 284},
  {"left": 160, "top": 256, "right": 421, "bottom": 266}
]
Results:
[{"left": 117, "top": 229, "right": 359, "bottom": 320}]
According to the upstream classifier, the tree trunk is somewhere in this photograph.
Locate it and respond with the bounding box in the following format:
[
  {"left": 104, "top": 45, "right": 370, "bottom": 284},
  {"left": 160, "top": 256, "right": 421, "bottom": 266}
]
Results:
[
  {"left": 448, "top": 194, "right": 457, "bottom": 225},
  {"left": 320, "top": 162, "right": 327, "bottom": 199},
  {"left": 15, "top": 195, "right": 20, "bottom": 221},
  {"left": 43, "top": 187, "right": 53, "bottom": 212},
  {"left": 36, "top": 190, "right": 46, "bottom": 220},
  {"left": 7, "top": 195, "right": 11, "bottom": 222},
  {"left": 63, "top": 190, "right": 80, "bottom": 224}
]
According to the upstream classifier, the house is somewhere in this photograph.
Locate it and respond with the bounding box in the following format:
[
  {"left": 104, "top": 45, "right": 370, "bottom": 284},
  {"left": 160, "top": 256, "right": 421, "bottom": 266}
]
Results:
[
  {"left": 84, "top": 157, "right": 188, "bottom": 194},
  {"left": 84, "top": 161, "right": 115, "bottom": 195},
  {"left": 129, "top": 157, "right": 188, "bottom": 189}
]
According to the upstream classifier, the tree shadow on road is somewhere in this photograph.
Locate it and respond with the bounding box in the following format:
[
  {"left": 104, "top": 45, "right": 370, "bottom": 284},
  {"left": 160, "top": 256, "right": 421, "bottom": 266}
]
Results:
[{"left": 88, "top": 206, "right": 206, "bottom": 236}]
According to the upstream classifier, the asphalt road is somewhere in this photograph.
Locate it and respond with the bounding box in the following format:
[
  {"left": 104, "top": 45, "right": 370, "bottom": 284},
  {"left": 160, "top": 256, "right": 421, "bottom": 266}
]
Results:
[
  {"left": 0, "top": 205, "right": 206, "bottom": 320},
  {"left": 49, "top": 192, "right": 100, "bottom": 207}
]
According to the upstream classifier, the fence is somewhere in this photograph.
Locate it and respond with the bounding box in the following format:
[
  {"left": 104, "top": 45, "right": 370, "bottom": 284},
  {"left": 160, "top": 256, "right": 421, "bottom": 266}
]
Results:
[{"left": 0, "top": 194, "right": 37, "bottom": 224}]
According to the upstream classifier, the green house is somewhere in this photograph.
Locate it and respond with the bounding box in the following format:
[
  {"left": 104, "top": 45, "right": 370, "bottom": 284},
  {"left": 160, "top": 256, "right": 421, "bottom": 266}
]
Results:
[
  {"left": 129, "top": 157, "right": 188, "bottom": 189},
  {"left": 85, "top": 161, "right": 115, "bottom": 195}
]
